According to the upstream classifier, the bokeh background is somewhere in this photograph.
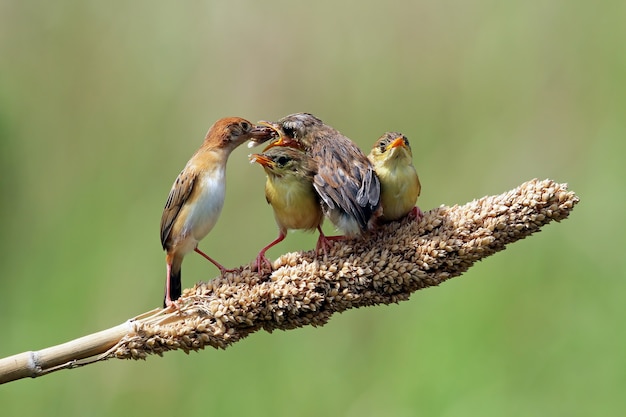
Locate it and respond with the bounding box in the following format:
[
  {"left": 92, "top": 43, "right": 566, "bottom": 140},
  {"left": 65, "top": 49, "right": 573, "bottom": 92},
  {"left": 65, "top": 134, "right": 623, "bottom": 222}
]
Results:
[{"left": 1, "top": 0, "right": 624, "bottom": 415}]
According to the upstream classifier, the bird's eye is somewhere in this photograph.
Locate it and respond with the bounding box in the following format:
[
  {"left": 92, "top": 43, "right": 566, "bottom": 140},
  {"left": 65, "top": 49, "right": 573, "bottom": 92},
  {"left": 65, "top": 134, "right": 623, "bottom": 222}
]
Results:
[
  {"left": 283, "top": 126, "right": 295, "bottom": 138},
  {"left": 276, "top": 156, "right": 289, "bottom": 166},
  {"left": 240, "top": 121, "right": 251, "bottom": 131},
  {"left": 282, "top": 120, "right": 304, "bottom": 139},
  {"left": 404, "top": 138, "right": 410, "bottom": 146},
  {"left": 379, "top": 143, "right": 387, "bottom": 153}
]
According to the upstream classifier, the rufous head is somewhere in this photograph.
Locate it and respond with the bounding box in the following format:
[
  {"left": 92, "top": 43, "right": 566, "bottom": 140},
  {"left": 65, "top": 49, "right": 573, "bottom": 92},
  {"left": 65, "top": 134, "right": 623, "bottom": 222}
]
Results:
[{"left": 203, "top": 117, "right": 276, "bottom": 151}]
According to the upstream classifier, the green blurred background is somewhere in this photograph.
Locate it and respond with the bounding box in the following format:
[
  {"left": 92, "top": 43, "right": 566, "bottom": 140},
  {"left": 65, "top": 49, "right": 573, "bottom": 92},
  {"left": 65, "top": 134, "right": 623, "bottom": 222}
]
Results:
[{"left": 1, "top": 0, "right": 624, "bottom": 415}]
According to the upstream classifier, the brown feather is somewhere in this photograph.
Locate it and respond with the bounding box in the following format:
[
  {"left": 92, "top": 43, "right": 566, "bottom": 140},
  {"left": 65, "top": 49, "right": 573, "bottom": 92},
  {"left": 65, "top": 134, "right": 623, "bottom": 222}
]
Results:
[
  {"left": 276, "top": 113, "right": 381, "bottom": 235},
  {"left": 160, "top": 168, "right": 196, "bottom": 250}
]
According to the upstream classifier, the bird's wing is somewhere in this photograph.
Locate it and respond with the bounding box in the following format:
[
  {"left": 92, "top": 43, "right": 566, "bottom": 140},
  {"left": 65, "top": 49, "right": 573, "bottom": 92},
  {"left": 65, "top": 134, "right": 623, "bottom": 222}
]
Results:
[
  {"left": 160, "top": 170, "right": 196, "bottom": 249},
  {"left": 311, "top": 134, "right": 380, "bottom": 230}
]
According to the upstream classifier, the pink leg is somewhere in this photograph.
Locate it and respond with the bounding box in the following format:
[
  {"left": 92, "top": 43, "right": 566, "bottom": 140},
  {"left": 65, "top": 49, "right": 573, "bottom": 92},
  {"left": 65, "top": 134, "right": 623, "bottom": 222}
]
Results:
[
  {"left": 408, "top": 206, "right": 424, "bottom": 222},
  {"left": 315, "top": 226, "right": 345, "bottom": 256},
  {"left": 164, "top": 263, "right": 174, "bottom": 307},
  {"left": 255, "top": 232, "right": 286, "bottom": 273},
  {"left": 194, "top": 248, "right": 235, "bottom": 276}
]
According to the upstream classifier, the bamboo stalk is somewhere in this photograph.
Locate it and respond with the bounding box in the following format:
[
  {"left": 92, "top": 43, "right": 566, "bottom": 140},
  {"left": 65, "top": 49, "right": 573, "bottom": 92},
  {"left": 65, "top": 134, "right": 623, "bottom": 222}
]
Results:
[{"left": 0, "top": 178, "right": 579, "bottom": 384}]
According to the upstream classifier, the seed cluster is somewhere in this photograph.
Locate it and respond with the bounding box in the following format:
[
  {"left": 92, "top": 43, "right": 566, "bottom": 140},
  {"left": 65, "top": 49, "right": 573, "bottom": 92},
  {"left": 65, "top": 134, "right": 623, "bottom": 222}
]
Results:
[{"left": 109, "top": 178, "right": 578, "bottom": 360}]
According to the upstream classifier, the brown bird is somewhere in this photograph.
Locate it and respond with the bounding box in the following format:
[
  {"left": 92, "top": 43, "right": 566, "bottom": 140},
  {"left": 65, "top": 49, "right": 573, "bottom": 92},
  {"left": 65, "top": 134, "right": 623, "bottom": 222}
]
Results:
[
  {"left": 252, "top": 113, "right": 381, "bottom": 246},
  {"left": 250, "top": 146, "right": 328, "bottom": 272},
  {"left": 368, "top": 132, "right": 422, "bottom": 222},
  {"left": 160, "top": 117, "right": 273, "bottom": 307}
]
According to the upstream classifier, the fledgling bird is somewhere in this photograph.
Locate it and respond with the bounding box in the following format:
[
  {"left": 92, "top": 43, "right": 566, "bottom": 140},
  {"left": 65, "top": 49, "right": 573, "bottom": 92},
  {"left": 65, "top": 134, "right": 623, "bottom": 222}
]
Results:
[
  {"left": 160, "top": 117, "right": 273, "bottom": 307},
  {"left": 250, "top": 146, "right": 329, "bottom": 272},
  {"left": 368, "top": 132, "right": 422, "bottom": 222},
  {"left": 251, "top": 113, "right": 381, "bottom": 246}
]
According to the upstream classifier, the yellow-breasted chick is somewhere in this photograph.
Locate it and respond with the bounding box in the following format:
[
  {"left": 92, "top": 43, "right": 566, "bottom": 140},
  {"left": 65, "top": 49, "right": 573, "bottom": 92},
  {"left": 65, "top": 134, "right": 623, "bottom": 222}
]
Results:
[
  {"left": 160, "top": 117, "right": 273, "bottom": 307},
  {"left": 368, "top": 132, "right": 422, "bottom": 222},
  {"left": 250, "top": 146, "right": 331, "bottom": 272},
  {"left": 251, "top": 113, "right": 381, "bottom": 246}
]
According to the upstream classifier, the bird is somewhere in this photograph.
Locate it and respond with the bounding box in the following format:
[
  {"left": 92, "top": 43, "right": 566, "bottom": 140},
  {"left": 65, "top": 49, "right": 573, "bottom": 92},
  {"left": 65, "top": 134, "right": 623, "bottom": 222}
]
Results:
[
  {"left": 249, "top": 146, "right": 329, "bottom": 272},
  {"left": 160, "top": 117, "right": 274, "bottom": 307},
  {"left": 368, "top": 132, "right": 422, "bottom": 222},
  {"left": 251, "top": 113, "right": 381, "bottom": 247}
]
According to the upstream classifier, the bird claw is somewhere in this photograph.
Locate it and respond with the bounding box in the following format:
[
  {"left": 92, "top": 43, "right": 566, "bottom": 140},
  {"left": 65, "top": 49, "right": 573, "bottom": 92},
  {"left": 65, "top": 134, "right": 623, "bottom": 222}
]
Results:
[
  {"left": 163, "top": 297, "right": 182, "bottom": 310},
  {"left": 218, "top": 266, "right": 237, "bottom": 277},
  {"left": 315, "top": 237, "right": 331, "bottom": 256},
  {"left": 315, "top": 234, "right": 345, "bottom": 256},
  {"left": 408, "top": 206, "right": 424, "bottom": 222},
  {"left": 255, "top": 254, "right": 273, "bottom": 274}
]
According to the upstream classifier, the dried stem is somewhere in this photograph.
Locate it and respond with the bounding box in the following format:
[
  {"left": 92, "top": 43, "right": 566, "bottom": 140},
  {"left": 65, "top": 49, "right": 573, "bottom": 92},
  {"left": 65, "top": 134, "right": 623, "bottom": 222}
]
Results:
[{"left": 0, "top": 179, "right": 579, "bottom": 384}]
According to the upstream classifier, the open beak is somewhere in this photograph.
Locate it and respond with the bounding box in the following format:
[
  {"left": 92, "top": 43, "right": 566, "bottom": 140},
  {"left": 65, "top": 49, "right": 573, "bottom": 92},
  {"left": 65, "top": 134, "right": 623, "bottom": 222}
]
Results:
[
  {"left": 249, "top": 153, "right": 274, "bottom": 168},
  {"left": 262, "top": 137, "right": 301, "bottom": 152},
  {"left": 386, "top": 136, "right": 407, "bottom": 151},
  {"left": 250, "top": 121, "right": 303, "bottom": 152},
  {"left": 248, "top": 121, "right": 280, "bottom": 148}
]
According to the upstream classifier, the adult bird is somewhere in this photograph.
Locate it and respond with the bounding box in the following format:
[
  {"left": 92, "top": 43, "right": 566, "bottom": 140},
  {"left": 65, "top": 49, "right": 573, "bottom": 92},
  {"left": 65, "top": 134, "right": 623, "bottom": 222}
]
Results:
[
  {"left": 368, "top": 132, "right": 422, "bottom": 222},
  {"left": 160, "top": 117, "right": 273, "bottom": 307},
  {"left": 250, "top": 146, "right": 327, "bottom": 272},
  {"left": 253, "top": 113, "right": 381, "bottom": 247}
]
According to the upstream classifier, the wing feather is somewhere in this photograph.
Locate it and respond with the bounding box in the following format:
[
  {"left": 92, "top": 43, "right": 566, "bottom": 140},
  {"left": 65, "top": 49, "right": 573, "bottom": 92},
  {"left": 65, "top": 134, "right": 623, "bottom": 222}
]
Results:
[
  {"left": 311, "top": 131, "right": 380, "bottom": 231},
  {"left": 160, "top": 171, "right": 196, "bottom": 249}
]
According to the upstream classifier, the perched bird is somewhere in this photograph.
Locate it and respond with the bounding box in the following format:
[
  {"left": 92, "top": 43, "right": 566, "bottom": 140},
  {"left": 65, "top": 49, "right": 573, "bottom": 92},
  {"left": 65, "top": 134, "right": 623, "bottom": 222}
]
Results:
[
  {"left": 252, "top": 113, "right": 381, "bottom": 245},
  {"left": 249, "top": 146, "right": 328, "bottom": 272},
  {"left": 368, "top": 132, "right": 422, "bottom": 222},
  {"left": 160, "top": 117, "right": 273, "bottom": 307}
]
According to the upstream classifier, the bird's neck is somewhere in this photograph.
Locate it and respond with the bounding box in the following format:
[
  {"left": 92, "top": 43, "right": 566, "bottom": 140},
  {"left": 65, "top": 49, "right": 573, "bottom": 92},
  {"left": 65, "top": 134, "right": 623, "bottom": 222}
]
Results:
[
  {"left": 379, "top": 150, "right": 412, "bottom": 170},
  {"left": 190, "top": 147, "right": 231, "bottom": 173},
  {"left": 199, "top": 139, "right": 232, "bottom": 154}
]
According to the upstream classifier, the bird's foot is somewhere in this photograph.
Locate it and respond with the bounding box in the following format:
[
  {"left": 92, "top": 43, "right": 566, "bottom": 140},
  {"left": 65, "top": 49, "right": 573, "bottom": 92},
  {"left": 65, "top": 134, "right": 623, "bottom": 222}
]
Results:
[
  {"left": 163, "top": 296, "right": 182, "bottom": 310},
  {"left": 408, "top": 206, "right": 424, "bottom": 222},
  {"left": 315, "top": 234, "right": 345, "bottom": 256},
  {"left": 218, "top": 266, "right": 238, "bottom": 277},
  {"left": 254, "top": 254, "right": 273, "bottom": 274}
]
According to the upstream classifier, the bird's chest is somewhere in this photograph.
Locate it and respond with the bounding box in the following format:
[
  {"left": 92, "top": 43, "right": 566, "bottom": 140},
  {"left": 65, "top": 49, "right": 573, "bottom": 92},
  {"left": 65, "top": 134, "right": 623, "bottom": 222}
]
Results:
[
  {"left": 378, "top": 165, "right": 413, "bottom": 197},
  {"left": 377, "top": 163, "right": 419, "bottom": 220},
  {"left": 183, "top": 168, "right": 226, "bottom": 238},
  {"left": 267, "top": 178, "right": 320, "bottom": 230}
]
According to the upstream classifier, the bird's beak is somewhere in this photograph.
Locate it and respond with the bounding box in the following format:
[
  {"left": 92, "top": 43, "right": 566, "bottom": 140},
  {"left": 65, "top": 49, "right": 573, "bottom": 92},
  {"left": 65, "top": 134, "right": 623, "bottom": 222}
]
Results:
[
  {"left": 386, "top": 136, "right": 407, "bottom": 151},
  {"left": 248, "top": 122, "right": 278, "bottom": 145},
  {"left": 251, "top": 121, "right": 302, "bottom": 152},
  {"left": 262, "top": 137, "right": 301, "bottom": 152},
  {"left": 249, "top": 153, "right": 274, "bottom": 168}
]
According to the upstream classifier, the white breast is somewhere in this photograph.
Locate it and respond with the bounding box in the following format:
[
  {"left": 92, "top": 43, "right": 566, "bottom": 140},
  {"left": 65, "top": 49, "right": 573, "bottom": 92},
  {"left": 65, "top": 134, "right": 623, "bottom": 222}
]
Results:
[{"left": 182, "top": 165, "right": 226, "bottom": 243}]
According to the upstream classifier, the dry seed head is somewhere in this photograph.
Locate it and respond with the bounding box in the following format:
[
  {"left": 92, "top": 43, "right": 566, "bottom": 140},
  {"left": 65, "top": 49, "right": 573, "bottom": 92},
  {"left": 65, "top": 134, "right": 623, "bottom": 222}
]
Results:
[{"left": 106, "top": 179, "right": 578, "bottom": 360}]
